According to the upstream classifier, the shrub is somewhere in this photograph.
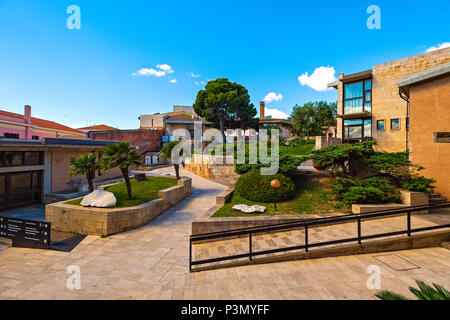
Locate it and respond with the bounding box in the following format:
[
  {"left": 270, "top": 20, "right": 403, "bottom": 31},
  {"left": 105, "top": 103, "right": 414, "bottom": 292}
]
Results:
[
  {"left": 402, "top": 176, "right": 435, "bottom": 194},
  {"left": 332, "top": 176, "right": 401, "bottom": 205},
  {"left": 342, "top": 186, "right": 387, "bottom": 206},
  {"left": 235, "top": 151, "right": 301, "bottom": 176},
  {"left": 235, "top": 169, "right": 295, "bottom": 202},
  {"left": 331, "top": 177, "right": 359, "bottom": 199}
]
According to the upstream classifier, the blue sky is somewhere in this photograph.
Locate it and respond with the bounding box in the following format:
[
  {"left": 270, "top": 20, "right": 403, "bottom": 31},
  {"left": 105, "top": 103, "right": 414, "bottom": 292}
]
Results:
[{"left": 0, "top": 0, "right": 448, "bottom": 129}]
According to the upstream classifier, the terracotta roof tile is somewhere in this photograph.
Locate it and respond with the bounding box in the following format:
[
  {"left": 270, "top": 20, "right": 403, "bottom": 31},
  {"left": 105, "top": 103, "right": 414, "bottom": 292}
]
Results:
[{"left": 0, "top": 109, "right": 83, "bottom": 134}]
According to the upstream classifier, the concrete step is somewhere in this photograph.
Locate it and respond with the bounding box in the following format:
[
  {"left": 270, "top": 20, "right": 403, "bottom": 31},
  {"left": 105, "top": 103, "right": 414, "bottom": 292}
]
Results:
[{"left": 429, "top": 197, "right": 447, "bottom": 204}]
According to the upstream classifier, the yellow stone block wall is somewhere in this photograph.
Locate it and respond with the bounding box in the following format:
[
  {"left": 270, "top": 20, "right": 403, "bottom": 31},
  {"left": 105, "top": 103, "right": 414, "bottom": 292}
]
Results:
[{"left": 337, "top": 48, "right": 450, "bottom": 152}]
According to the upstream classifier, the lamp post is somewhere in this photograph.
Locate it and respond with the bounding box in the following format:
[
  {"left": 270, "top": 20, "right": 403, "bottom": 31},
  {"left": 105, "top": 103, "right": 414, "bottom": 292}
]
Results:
[{"left": 271, "top": 179, "right": 281, "bottom": 211}]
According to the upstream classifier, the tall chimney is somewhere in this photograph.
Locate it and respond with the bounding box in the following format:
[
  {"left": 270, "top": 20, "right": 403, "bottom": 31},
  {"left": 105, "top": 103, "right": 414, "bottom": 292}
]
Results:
[
  {"left": 24, "top": 105, "right": 31, "bottom": 124},
  {"left": 260, "top": 101, "right": 265, "bottom": 120}
]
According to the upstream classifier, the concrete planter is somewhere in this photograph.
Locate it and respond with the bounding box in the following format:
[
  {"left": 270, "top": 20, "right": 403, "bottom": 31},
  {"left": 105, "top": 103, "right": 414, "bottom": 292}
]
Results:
[
  {"left": 46, "top": 176, "right": 192, "bottom": 236},
  {"left": 352, "top": 189, "right": 429, "bottom": 214}
]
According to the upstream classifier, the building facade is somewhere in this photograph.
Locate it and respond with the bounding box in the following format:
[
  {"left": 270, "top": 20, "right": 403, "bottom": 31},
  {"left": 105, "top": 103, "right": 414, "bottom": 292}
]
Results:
[
  {"left": 398, "top": 62, "right": 450, "bottom": 199},
  {"left": 329, "top": 47, "right": 450, "bottom": 152},
  {"left": 0, "top": 105, "right": 83, "bottom": 140},
  {"left": 259, "top": 101, "right": 292, "bottom": 139},
  {"left": 0, "top": 138, "right": 121, "bottom": 211}
]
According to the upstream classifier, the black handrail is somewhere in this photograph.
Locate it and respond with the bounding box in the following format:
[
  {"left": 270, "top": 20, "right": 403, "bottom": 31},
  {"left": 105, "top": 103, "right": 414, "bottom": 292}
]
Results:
[{"left": 189, "top": 202, "right": 450, "bottom": 271}]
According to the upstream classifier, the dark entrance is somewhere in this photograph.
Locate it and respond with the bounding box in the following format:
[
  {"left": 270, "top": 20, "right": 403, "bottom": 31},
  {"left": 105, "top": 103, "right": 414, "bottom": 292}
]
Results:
[{"left": 0, "top": 170, "right": 43, "bottom": 211}]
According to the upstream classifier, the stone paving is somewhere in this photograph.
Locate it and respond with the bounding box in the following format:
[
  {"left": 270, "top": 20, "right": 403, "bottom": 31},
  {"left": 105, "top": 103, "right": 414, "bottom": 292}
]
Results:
[
  {"left": 0, "top": 167, "right": 449, "bottom": 300},
  {"left": 192, "top": 213, "right": 450, "bottom": 268}
]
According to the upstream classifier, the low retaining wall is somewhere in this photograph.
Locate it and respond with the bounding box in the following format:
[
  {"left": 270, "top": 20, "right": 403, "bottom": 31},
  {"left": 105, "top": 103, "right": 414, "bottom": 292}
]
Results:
[
  {"left": 184, "top": 155, "right": 240, "bottom": 181},
  {"left": 192, "top": 230, "right": 450, "bottom": 272},
  {"left": 352, "top": 190, "right": 429, "bottom": 214},
  {"left": 46, "top": 176, "right": 192, "bottom": 236}
]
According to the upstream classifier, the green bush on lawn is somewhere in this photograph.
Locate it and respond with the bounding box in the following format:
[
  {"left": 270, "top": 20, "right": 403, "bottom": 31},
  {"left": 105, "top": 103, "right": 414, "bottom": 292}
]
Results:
[
  {"left": 235, "top": 168, "right": 295, "bottom": 202},
  {"left": 331, "top": 176, "right": 401, "bottom": 206}
]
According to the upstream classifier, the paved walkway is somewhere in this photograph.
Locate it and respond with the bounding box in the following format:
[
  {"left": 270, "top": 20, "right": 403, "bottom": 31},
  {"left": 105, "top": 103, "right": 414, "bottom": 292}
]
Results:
[{"left": 0, "top": 168, "right": 449, "bottom": 300}]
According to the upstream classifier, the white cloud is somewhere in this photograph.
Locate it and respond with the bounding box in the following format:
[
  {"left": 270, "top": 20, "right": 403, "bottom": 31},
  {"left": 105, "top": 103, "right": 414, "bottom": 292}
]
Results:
[
  {"left": 187, "top": 72, "right": 200, "bottom": 78},
  {"left": 156, "top": 64, "right": 174, "bottom": 73},
  {"left": 425, "top": 42, "right": 450, "bottom": 52},
  {"left": 132, "top": 64, "right": 174, "bottom": 77},
  {"left": 264, "top": 107, "right": 289, "bottom": 120},
  {"left": 170, "top": 79, "right": 177, "bottom": 83},
  {"left": 298, "top": 66, "right": 337, "bottom": 91},
  {"left": 195, "top": 80, "right": 206, "bottom": 85},
  {"left": 263, "top": 92, "right": 283, "bottom": 104}
]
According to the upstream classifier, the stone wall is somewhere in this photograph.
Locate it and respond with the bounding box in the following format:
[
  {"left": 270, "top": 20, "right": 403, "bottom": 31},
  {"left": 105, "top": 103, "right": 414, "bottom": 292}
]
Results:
[
  {"left": 352, "top": 190, "right": 429, "bottom": 214},
  {"left": 315, "top": 136, "right": 342, "bottom": 150},
  {"left": 336, "top": 47, "right": 450, "bottom": 152},
  {"left": 46, "top": 176, "right": 192, "bottom": 236},
  {"left": 89, "top": 129, "right": 163, "bottom": 154},
  {"left": 408, "top": 76, "right": 450, "bottom": 199},
  {"left": 184, "top": 155, "right": 239, "bottom": 180}
]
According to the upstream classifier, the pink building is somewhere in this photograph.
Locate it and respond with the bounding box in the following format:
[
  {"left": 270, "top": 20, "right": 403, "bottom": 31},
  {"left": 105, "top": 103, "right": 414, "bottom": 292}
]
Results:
[{"left": 0, "top": 105, "right": 83, "bottom": 140}]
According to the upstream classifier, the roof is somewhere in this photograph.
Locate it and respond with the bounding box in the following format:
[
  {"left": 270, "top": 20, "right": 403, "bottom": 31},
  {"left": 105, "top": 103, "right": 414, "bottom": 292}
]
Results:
[
  {"left": 77, "top": 124, "right": 118, "bottom": 131},
  {"left": 328, "top": 70, "right": 373, "bottom": 88},
  {"left": 0, "top": 137, "right": 118, "bottom": 149},
  {"left": 398, "top": 61, "right": 450, "bottom": 92},
  {"left": 0, "top": 109, "right": 82, "bottom": 134},
  {"left": 163, "top": 112, "right": 212, "bottom": 124}
]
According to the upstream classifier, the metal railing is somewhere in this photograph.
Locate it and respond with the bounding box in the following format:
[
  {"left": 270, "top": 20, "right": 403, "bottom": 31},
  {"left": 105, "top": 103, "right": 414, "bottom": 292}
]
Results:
[{"left": 189, "top": 202, "right": 450, "bottom": 271}]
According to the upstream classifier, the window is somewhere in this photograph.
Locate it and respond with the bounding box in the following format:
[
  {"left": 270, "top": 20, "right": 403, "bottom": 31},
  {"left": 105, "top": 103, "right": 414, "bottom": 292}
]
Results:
[
  {"left": 434, "top": 132, "right": 450, "bottom": 143},
  {"left": 343, "top": 79, "right": 372, "bottom": 114},
  {"left": 1, "top": 151, "right": 43, "bottom": 167},
  {"left": 32, "top": 136, "right": 39, "bottom": 140},
  {"left": 391, "top": 118, "right": 400, "bottom": 130},
  {"left": 377, "top": 120, "right": 385, "bottom": 131},
  {"left": 4, "top": 133, "right": 20, "bottom": 139},
  {"left": 343, "top": 119, "right": 372, "bottom": 140}
]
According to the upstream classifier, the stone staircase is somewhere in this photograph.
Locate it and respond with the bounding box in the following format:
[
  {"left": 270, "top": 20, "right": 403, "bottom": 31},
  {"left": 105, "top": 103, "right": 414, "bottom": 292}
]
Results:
[{"left": 429, "top": 193, "right": 448, "bottom": 205}]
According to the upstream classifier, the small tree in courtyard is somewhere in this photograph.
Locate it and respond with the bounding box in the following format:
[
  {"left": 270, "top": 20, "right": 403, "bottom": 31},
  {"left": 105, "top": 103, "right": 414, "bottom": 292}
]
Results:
[
  {"left": 69, "top": 153, "right": 100, "bottom": 193},
  {"left": 160, "top": 141, "right": 183, "bottom": 179},
  {"left": 101, "top": 142, "right": 143, "bottom": 199}
]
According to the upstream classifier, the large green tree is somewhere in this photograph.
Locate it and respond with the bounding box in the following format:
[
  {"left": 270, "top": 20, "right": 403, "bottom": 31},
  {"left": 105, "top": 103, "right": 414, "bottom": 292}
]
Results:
[
  {"left": 193, "top": 78, "right": 257, "bottom": 141},
  {"left": 101, "top": 142, "right": 143, "bottom": 199},
  {"left": 291, "top": 101, "right": 337, "bottom": 138}
]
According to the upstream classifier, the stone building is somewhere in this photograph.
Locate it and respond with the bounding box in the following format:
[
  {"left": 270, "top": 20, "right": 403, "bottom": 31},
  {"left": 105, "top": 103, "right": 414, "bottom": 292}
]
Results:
[
  {"left": 259, "top": 101, "right": 292, "bottom": 139},
  {"left": 398, "top": 61, "right": 450, "bottom": 199},
  {"left": 0, "top": 138, "right": 122, "bottom": 211},
  {"left": 139, "top": 105, "right": 212, "bottom": 139},
  {"left": 328, "top": 47, "right": 450, "bottom": 152}
]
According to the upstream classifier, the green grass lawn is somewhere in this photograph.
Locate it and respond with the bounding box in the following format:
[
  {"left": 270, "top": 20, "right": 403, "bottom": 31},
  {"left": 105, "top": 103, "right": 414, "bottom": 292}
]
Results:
[
  {"left": 191, "top": 140, "right": 315, "bottom": 157},
  {"left": 279, "top": 140, "right": 315, "bottom": 156},
  {"left": 65, "top": 176, "right": 178, "bottom": 208},
  {"left": 212, "top": 173, "right": 350, "bottom": 217}
]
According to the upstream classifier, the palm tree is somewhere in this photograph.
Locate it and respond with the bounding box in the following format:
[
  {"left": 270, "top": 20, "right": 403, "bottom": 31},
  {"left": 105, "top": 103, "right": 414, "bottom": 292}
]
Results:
[
  {"left": 69, "top": 153, "right": 100, "bottom": 193},
  {"left": 376, "top": 280, "right": 449, "bottom": 300},
  {"left": 160, "top": 141, "right": 182, "bottom": 179},
  {"left": 101, "top": 142, "right": 143, "bottom": 199}
]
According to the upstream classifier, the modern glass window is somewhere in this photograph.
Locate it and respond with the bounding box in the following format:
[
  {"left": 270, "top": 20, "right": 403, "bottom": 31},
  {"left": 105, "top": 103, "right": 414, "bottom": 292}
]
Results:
[
  {"left": 343, "top": 119, "right": 372, "bottom": 140},
  {"left": 0, "top": 171, "right": 42, "bottom": 210},
  {"left": 343, "top": 78, "right": 372, "bottom": 114},
  {"left": 377, "top": 120, "right": 385, "bottom": 131},
  {"left": 391, "top": 118, "right": 400, "bottom": 130},
  {"left": 1, "top": 151, "right": 43, "bottom": 167}
]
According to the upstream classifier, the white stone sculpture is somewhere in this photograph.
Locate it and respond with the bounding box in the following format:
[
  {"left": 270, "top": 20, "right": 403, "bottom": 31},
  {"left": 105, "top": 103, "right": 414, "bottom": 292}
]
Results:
[
  {"left": 80, "top": 190, "right": 117, "bottom": 208},
  {"left": 232, "top": 204, "right": 266, "bottom": 213}
]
